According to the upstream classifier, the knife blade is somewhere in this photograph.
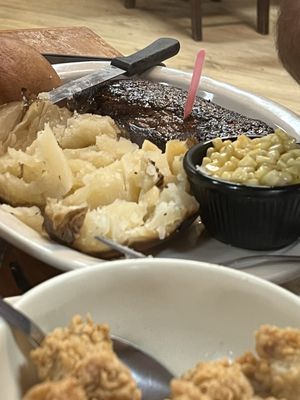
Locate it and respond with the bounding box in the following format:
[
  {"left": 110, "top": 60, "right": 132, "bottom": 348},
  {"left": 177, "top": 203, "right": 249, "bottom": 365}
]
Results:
[
  {"left": 42, "top": 53, "right": 113, "bottom": 64},
  {"left": 46, "top": 37, "right": 180, "bottom": 104}
]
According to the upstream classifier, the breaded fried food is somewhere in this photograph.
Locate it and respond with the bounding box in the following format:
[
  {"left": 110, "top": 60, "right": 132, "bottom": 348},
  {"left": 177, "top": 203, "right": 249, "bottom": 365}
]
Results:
[
  {"left": 23, "top": 377, "right": 87, "bottom": 400},
  {"left": 168, "top": 358, "right": 284, "bottom": 400},
  {"left": 30, "top": 315, "right": 112, "bottom": 381},
  {"left": 74, "top": 351, "right": 141, "bottom": 400},
  {"left": 168, "top": 359, "right": 254, "bottom": 400},
  {"left": 238, "top": 325, "right": 300, "bottom": 400},
  {"left": 168, "top": 325, "right": 298, "bottom": 400},
  {"left": 25, "top": 315, "right": 141, "bottom": 400}
]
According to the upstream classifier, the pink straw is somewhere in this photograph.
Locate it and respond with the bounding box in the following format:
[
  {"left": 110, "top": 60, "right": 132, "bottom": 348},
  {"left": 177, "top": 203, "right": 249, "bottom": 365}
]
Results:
[{"left": 183, "top": 49, "right": 206, "bottom": 120}]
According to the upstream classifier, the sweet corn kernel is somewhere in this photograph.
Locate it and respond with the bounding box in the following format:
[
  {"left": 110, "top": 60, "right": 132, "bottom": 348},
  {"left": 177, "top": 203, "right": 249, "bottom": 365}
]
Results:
[
  {"left": 221, "top": 171, "right": 232, "bottom": 181},
  {"left": 212, "top": 138, "right": 223, "bottom": 151},
  {"left": 202, "top": 157, "right": 211, "bottom": 166},
  {"left": 260, "top": 170, "right": 282, "bottom": 186},
  {"left": 200, "top": 129, "right": 300, "bottom": 186},
  {"left": 255, "top": 165, "right": 271, "bottom": 180},
  {"left": 238, "top": 155, "right": 257, "bottom": 168},
  {"left": 207, "top": 147, "right": 215, "bottom": 157}
]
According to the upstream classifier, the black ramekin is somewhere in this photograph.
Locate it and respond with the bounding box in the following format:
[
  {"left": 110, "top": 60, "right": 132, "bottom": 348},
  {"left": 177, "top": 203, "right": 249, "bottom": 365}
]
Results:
[{"left": 183, "top": 139, "right": 300, "bottom": 250}]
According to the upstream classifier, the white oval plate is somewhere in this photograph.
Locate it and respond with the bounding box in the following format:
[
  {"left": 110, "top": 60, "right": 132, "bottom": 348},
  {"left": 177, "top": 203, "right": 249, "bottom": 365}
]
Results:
[{"left": 0, "top": 61, "right": 300, "bottom": 283}]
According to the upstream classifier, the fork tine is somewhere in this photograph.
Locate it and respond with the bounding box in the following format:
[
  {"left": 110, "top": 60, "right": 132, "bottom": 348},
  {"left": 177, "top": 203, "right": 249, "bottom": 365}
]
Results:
[
  {"left": 94, "top": 235, "right": 147, "bottom": 259},
  {"left": 223, "top": 254, "right": 300, "bottom": 270}
]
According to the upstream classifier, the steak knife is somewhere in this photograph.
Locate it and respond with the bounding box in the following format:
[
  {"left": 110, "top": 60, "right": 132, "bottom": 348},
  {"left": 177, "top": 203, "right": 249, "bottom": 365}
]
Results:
[
  {"left": 42, "top": 54, "right": 113, "bottom": 64},
  {"left": 46, "top": 37, "right": 180, "bottom": 104}
]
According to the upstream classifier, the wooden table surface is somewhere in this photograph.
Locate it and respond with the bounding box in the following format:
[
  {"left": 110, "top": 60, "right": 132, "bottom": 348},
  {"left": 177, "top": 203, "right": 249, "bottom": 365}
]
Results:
[
  {"left": 0, "top": 26, "right": 121, "bottom": 57},
  {"left": 0, "top": 26, "right": 122, "bottom": 297}
]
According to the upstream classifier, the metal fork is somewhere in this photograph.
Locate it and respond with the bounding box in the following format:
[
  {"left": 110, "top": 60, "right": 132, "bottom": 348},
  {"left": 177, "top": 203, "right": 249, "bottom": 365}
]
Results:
[
  {"left": 222, "top": 254, "right": 300, "bottom": 270},
  {"left": 94, "top": 235, "right": 147, "bottom": 258},
  {"left": 95, "top": 235, "right": 300, "bottom": 271}
]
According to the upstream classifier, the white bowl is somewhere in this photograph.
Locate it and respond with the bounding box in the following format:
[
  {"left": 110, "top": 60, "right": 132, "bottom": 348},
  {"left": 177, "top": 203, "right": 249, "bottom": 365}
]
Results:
[{"left": 2, "top": 258, "right": 300, "bottom": 399}]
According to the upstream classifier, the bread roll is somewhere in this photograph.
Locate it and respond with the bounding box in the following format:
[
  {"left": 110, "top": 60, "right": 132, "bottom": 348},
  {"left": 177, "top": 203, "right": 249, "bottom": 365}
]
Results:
[{"left": 0, "top": 37, "right": 61, "bottom": 105}]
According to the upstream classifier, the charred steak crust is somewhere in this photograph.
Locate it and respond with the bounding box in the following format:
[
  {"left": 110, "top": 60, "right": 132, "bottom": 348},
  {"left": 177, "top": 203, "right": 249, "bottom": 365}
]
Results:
[{"left": 75, "top": 79, "right": 274, "bottom": 149}]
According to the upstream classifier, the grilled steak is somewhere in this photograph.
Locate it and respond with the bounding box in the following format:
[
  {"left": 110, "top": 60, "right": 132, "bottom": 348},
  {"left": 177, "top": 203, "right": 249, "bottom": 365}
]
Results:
[{"left": 74, "top": 79, "right": 274, "bottom": 149}]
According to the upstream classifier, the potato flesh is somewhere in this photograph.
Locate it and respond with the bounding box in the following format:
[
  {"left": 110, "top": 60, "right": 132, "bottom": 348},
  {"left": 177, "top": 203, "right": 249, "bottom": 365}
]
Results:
[
  {"left": 0, "top": 100, "right": 71, "bottom": 156},
  {"left": 54, "top": 113, "right": 120, "bottom": 149},
  {"left": 0, "top": 125, "right": 73, "bottom": 206},
  {"left": 0, "top": 204, "right": 44, "bottom": 234},
  {"left": 0, "top": 101, "right": 198, "bottom": 254}
]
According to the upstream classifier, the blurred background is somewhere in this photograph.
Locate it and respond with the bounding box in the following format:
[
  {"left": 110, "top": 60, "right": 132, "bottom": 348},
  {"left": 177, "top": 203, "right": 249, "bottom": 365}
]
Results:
[{"left": 0, "top": 0, "right": 298, "bottom": 114}]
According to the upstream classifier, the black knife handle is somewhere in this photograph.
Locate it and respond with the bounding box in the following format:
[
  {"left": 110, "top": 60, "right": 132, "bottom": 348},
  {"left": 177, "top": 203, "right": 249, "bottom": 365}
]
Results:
[{"left": 111, "top": 38, "right": 180, "bottom": 76}]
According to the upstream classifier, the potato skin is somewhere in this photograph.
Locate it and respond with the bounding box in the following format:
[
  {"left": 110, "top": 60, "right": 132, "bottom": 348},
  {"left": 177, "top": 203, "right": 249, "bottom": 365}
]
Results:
[{"left": 0, "top": 37, "right": 61, "bottom": 105}]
